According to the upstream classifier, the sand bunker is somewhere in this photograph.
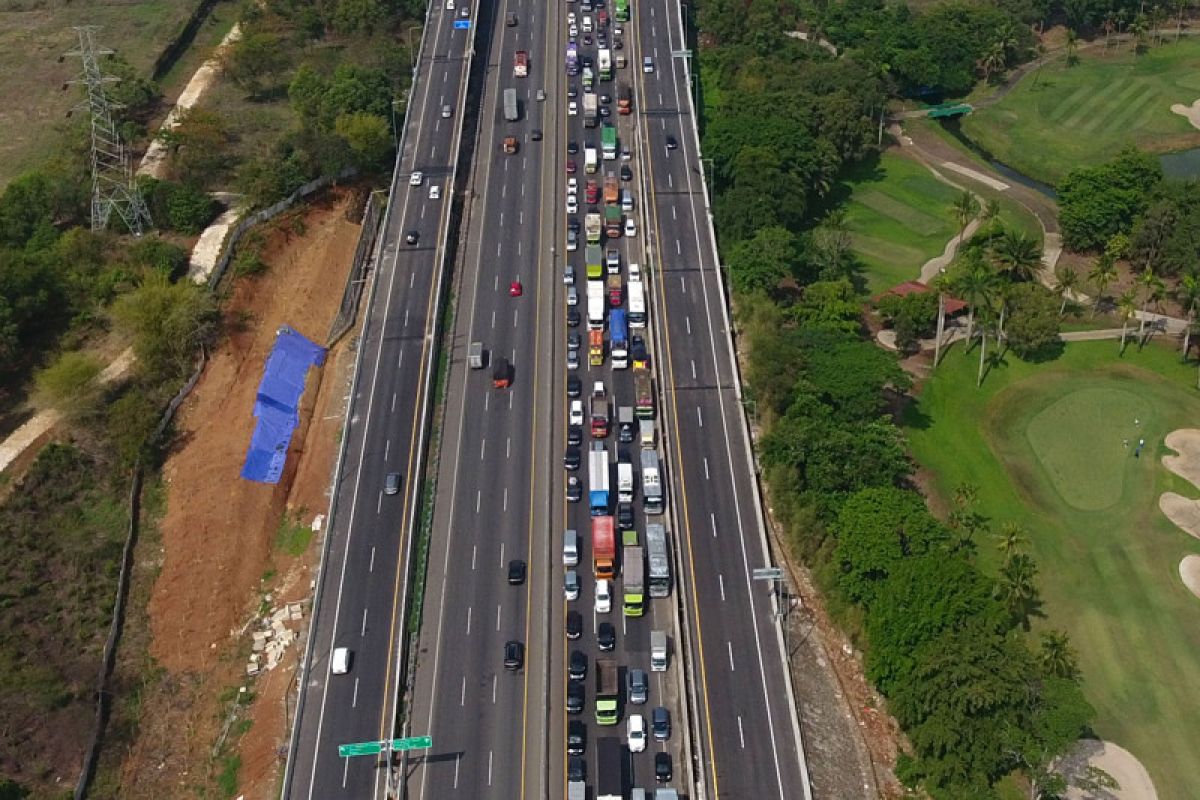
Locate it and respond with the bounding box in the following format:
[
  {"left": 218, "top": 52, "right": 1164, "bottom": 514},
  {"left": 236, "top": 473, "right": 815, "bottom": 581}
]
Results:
[
  {"left": 1162, "top": 429, "right": 1200, "bottom": 488},
  {"left": 1158, "top": 493, "right": 1200, "bottom": 540},
  {"left": 1179, "top": 555, "right": 1200, "bottom": 599},
  {"left": 1061, "top": 740, "right": 1158, "bottom": 800},
  {"left": 1170, "top": 99, "right": 1200, "bottom": 130}
]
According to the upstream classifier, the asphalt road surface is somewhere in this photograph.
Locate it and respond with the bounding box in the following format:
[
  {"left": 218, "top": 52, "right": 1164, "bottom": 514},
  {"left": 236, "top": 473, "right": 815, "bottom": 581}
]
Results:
[{"left": 282, "top": 0, "right": 476, "bottom": 795}]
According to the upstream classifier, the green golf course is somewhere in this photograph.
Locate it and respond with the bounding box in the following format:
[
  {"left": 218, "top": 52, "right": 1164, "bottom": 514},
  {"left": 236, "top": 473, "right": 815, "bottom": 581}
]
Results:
[{"left": 904, "top": 340, "right": 1200, "bottom": 798}]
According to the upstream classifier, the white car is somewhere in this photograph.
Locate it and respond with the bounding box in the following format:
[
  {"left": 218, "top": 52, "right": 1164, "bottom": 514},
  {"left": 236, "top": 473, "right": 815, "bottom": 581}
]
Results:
[
  {"left": 569, "top": 24, "right": 578, "bottom": 37},
  {"left": 643, "top": 56, "right": 654, "bottom": 73},
  {"left": 446, "top": 0, "right": 454, "bottom": 7},
  {"left": 565, "top": 569, "right": 580, "bottom": 600},
  {"left": 595, "top": 579, "right": 612, "bottom": 613},
  {"left": 331, "top": 647, "right": 351, "bottom": 675},
  {"left": 568, "top": 12, "right": 576, "bottom": 24},
  {"left": 624, "top": 217, "right": 636, "bottom": 237},
  {"left": 627, "top": 714, "right": 646, "bottom": 753},
  {"left": 582, "top": 15, "right": 593, "bottom": 31},
  {"left": 569, "top": 400, "right": 584, "bottom": 426},
  {"left": 568, "top": 101, "right": 578, "bottom": 116},
  {"left": 409, "top": 171, "right": 424, "bottom": 187},
  {"left": 567, "top": 177, "right": 578, "bottom": 192},
  {"left": 429, "top": 184, "right": 441, "bottom": 200},
  {"left": 566, "top": 196, "right": 578, "bottom": 214},
  {"left": 614, "top": 23, "right": 623, "bottom": 34},
  {"left": 567, "top": 349, "right": 580, "bottom": 370}
]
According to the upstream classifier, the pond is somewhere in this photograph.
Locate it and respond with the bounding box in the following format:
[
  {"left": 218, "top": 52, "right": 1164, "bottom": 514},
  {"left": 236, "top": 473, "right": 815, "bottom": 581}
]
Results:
[{"left": 1159, "top": 147, "right": 1200, "bottom": 179}]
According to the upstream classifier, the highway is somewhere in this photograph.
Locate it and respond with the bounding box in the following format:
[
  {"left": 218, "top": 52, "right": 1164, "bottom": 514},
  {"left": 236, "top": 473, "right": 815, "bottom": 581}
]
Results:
[
  {"left": 404, "top": 0, "right": 559, "bottom": 796},
  {"left": 630, "top": 0, "right": 815, "bottom": 796},
  {"left": 281, "top": 0, "right": 476, "bottom": 795}
]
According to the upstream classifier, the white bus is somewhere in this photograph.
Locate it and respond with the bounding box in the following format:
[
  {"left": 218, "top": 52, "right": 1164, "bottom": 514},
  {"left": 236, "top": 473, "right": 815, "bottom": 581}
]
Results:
[{"left": 627, "top": 279, "right": 646, "bottom": 328}]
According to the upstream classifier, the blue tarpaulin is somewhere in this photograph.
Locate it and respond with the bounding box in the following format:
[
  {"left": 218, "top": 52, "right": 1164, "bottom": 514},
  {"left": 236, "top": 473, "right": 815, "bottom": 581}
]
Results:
[{"left": 241, "top": 326, "right": 327, "bottom": 484}]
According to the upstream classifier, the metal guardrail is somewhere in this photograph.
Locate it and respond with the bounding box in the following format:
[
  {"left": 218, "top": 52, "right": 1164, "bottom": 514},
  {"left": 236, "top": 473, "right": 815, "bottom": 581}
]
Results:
[{"left": 328, "top": 191, "right": 385, "bottom": 345}]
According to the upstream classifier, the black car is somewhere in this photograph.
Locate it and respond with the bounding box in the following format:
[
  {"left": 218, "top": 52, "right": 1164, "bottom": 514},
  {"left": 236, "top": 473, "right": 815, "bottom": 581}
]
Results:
[
  {"left": 597, "top": 34, "right": 607, "bottom": 47},
  {"left": 566, "top": 610, "right": 583, "bottom": 639},
  {"left": 567, "top": 139, "right": 579, "bottom": 154},
  {"left": 568, "top": 755, "right": 586, "bottom": 782},
  {"left": 564, "top": 445, "right": 581, "bottom": 471},
  {"left": 599, "top": 93, "right": 611, "bottom": 104},
  {"left": 507, "top": 559, "right": 526, "bottom": 585},
  {"left": 631, "top": 335, "right": 648, "bottom": 363},
  {"left": 568, "top": 85, "right": 579, "bottom": 99},
  {"left": 567, "top": 719, "right": 587, "bottom": 754},
  {"left": 599, "top": 105, "right": 611, "bottom": 118},
  {"left": 654, "top": 751, "right": 672, "bottom": 783},
  {"left": 567, "top": 374, "right": 582, "bottom": 398},
  {"left": 620, "top": 165, "right": 632, "bottom": 182},
  {"left": 531, "top": 128, "right": 543, "bottom": 141},
  {"left": 566, "top": 475, "right": 583, "bottom": 503},
  {"left": 568, "top": 331, "right": 582, "bottom": 351},
  {"left": 613, "top": 36, "right": 623, "bottom": 50},
  {"left": 666, "top": 135, "right": 679, "bottom": 150},
  {"left": 566, "top": 681, "right": 586, "bottom": 715},
  {"left": 569, "top": 650, "right": 588, "bottom": 681},
  {"left": 405, "top": 230, "right": 419, "bottom": 245},
  {"left": 617, "top": 501, "right": 634, "bottom": 529},
  {"left": 567, "top": 217, "right": 581, "bottom": 233},
  {"left": 652, "top": 705, "right": 671, "bottom": 740},
  {"left": 583, "top": 33, "right": 592, "bottom": 45},
  {"left": 567, "top": 425, "right": 583, "bottom": 446},
  {"left": 567, "top": 308, "right": 581, "bottom": 327},
  {"left": 597, "top": 621, "right": 616, "bottom": 651},
  {"left": 504, "top": 640, "right": 524, "bottom": 670}
]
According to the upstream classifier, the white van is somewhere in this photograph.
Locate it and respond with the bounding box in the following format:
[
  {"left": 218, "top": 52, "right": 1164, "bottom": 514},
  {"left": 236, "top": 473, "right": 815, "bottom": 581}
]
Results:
[
  {"left": 331, "top": 647, "right": 351, "bottom": 675},
  {"left": 582, "top": 14, "right": 593, "bottom": 31},
  {"left": 621, "top": 189, "right": 633, "bottom": 212},
  {"left": 563, "top": 529, "right": 579, "bottom": 566},
  {"left": 595, "top": 579, "right": 612, "bottom": 613}
]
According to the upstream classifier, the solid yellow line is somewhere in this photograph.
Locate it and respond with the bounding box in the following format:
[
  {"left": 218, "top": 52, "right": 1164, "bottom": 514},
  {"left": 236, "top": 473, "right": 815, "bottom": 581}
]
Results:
[{"left": 632, "top": 7, "right": 722, "bottom": 797}]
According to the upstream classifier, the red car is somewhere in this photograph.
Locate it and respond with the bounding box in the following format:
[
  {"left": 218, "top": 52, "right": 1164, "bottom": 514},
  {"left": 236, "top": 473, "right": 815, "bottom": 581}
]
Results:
[
  {"left": 566, "top": 159, "right": 577, "bottom": 174},
  {"left": 509, "top": 280, "right": 523, "bottom": 297},
  {"left": 585, "top": 181, "right": 599, "bottom": 204}
]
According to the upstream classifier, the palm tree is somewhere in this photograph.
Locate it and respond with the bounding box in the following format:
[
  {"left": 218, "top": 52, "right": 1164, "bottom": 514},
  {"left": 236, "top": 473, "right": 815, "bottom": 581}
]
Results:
[
  {"left": 996, "top": 553, "right": 1040, "bottom": 631},
  {"left": 951, "top": 191, "right": 979, "bottom": 252},
  {"left": 976, "top": 302, "right": 1000, "bottom": 387},
  {"left": 980, "top": 42, "right": 1007, "bottom": 83},
  {"left": 1066, "top": 28, "right": 1080, "bottom": 65},
  {"left": 1039, "top": 630, "right": 1081, "bottom": 680},
  {"left": 954, "top": 482, "right": 979, "bottom": 509},
  {"left": 979, "top": 198, "right": 1001, "bottom": 248},
  {"left": 1053, "top": 265, "right": 1080, "bottom": 316},
  {"left": 995, "top": 521, "right": 1029, "bottom": 558},
  {"left": 1118, "top": 288, "right": 1139, "bottom": 354},
  {"left": 954, "top": 256, "right": 997, "bottom": 348},
  {"left": 1131, "top": 12, "right": 1150, "bottom": 50},
  {"left": 1103, "top": 11, "right": 1117, "bottom": 47},
  {"left": 1087, "top": 253, "right": 1118, "bottom": 316},
  {"left": 1137, "top": 267, "right": 1165, "bottom": 347},
  {"left": 991, "top": 229, "right": 1042, "bottom": 282},
  {"left": 1176, "top": 271, "right": 1200, "bottom": 357}
]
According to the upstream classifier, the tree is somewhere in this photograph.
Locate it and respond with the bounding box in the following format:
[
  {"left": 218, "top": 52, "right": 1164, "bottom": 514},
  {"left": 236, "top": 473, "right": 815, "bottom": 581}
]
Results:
[
  {"left": 990, "top": 229, "right": 1042, "bottom": 282},
  {"left": 994, "top": 521, "right": 1028, "bottom": 558},
  {"left": 1136, "top": 267, "right": 1165, "bottom": 347},
  {"left": 1038, "top": 630, "right": 1081, "bottom": 681},
  {"left": 1004, "top": 283, "right": 1061, "bottom": 357},
  {"left": 1065, "top": 27, "right": 1080, "bottom": 65},
  {"left": 832, "top": 487, "right": 951, "bottom": 605},
  {"left": 111, "top": 273, "right": 219, "bottom": 381},
  {"left": 335, "top": 112, "right": 392, "bottom": 170},
  {"left": 223, "top": 32, "right": 291, "bottom": 99},
  {"left": 1058, "top": 149, "right": 1162, "bottom": 251},
  {"left": 727, "top": 225, "right": 800, "bottom": 295},
  {"left": 1053, "top": 266, "right": 1080, "bottom": 316},
  {"left": 1117, "top": 288, "right": 1138, "bottom": 354},
  {"left": 995, "top": 552, "right": 1041, "bottom": 630},
  {"left": 1086, "top": 253, "right": 1117, "bottom": 315},
  {"left": 1176, "top": 271, "right": 1200, "bottom": 357},
  {"left": 953, "top": 254, "right": 998, "bottom": 348},
  {"left": 159, "top": 107, "right": 231, "bottom": 188},
  {"left": 33, "top": 351, "right": 103, "bottom": 421},
  {"left": 811, "top": 209, "right": 856, "bottom": 281},
  {"left": 952, "top": 190, "right": 979, "bottom": 246}
]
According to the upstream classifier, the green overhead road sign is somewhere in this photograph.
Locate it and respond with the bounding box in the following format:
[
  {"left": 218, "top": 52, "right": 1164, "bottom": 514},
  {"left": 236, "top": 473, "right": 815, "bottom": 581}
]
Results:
[{"left": 338, "top": 736, "right": 432, "bottom": 758}]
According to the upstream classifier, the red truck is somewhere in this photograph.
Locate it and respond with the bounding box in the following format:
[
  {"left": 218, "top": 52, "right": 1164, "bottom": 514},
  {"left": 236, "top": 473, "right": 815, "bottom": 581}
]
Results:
[
  {"left": 592, "top": 515, "right": 616, "bottom": 579},
  {"left": 607, "top": 274, "right": 622, "bottom": 307},
  {"left": 590, "top": 381, "right": 610, "bottom": 438}
]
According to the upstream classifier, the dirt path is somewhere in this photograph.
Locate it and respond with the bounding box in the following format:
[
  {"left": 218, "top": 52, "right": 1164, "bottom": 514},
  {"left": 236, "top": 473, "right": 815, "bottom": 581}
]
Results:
[{"left": 117, "top": 190, "right": 363, "bottom": 799}]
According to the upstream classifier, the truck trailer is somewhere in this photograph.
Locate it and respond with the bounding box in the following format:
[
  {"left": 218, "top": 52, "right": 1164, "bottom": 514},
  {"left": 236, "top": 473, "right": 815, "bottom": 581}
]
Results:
[
  {"left": 588, "top": 444, "right": 610, "bottom": 515},
  {"left": 592, "top": 515, "right": 616, "bottom": 579},
  {"left": 623, "top": 545, "right": 644, "bottom": 616},
  {"left": 503, "top": 88, "right": 518, "bottom": 121}
]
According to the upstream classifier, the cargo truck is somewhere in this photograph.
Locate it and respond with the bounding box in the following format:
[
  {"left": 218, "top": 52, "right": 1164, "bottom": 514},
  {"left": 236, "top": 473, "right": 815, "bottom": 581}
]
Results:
[
  {"left": 650, "top": 630, "right": 668, "bottom": 671},
  {"left": 598, "top": 48, "right": 612, "bottom": 80},
  {"left": 468, "top": 341, "right": 485, "bottom": 369},
  {"left": 589, "top": 329, "right": 605, "bottom": 366},
  {"left": 617, "top": 455, "right": 634, "bottom": 502},
  {"left": 586, "top": 244, "right": 604, "bottom": 279},
  {"left": 603, "top": 174, "right": 619, "bottom": 204},
  {"left": 601, "top": 124, "right": 617, "bottom": 160},
  {"left": 565, "top": 41, "right": 580, "bottom": 75},
  {"left": 567, "top": 781, "right": 586, "bottom": 800},
  {"left": 610, "top": 308, "right": 629, "bottom": 369},
  {"left": 596, "top": 736, "right": 623, "bottom": 797},
  {"left": 583, "top": 92, "right": 599, "bottom": 128},
  {"left": 503, "top": 88, "right": 518, "bottom": 121},
  {"left": 618, "top": 83, "right": 631, "bottom": 114},
  {"left": 604, "top": 205, "right": 622, "bottom": 238},
  {"left": 513, "top": 50, "right": 528, "bottom": 77},
  {"left": 585, "top": 146, "right": 599, "bottom": 173},
  {"left": 606, "top": 274, "right": 622, "bottom": 307},
  {"left": 585, "top": 212, "right": 602, "bottom": 243},
  {"left": 583, "top": 65, "right": 594, "bottom": 91},
  {"left": 622, "top": 545, "right": 644, "bottom": 616},
  {"left": 618, "top": 406, "right": 635, "bottom": 442},
  {"left": 590, "top": 381, "right": 610, "bottom": 438},
  {"left": 634, "top": 370, "right": 654, "bottom": 418},
  {"left": 589, "top": 444, "right": 610, "bottom": 515},
  {"left": 593, "top": 515, "right": 616, "bottom": 579},
  {"left": 587, "top": 281, "right": 606, "bottom": 329}
]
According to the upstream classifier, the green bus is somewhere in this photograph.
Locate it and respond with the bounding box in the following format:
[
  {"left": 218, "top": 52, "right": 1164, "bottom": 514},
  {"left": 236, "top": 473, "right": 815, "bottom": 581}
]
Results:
[{"left": 615, "top": 0, "right": 629, "bottom": 21}]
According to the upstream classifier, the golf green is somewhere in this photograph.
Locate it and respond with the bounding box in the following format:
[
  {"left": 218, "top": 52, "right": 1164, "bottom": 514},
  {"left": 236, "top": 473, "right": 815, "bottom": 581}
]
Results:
[{"left": 904, "top": 341, "right": 1200, "bottom": 799}]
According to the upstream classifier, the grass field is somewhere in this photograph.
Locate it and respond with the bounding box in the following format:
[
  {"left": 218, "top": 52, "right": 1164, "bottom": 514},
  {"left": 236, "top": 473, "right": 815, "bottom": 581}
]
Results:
[
  {"left": 961, "top": 38, "right": 1200, "bottom": 185},
  {"left": 904, "top": 340, "right": 1200, "bottom": 799},
  {"left": 834, "top": 152, "right": 962, "bottom": 293},
  {"left": 0, "top": 0, "right": 203, "bottom": 188}
]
